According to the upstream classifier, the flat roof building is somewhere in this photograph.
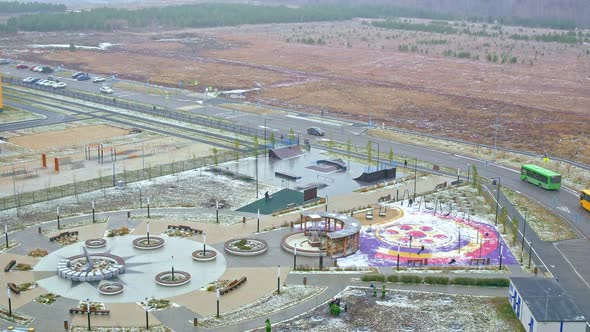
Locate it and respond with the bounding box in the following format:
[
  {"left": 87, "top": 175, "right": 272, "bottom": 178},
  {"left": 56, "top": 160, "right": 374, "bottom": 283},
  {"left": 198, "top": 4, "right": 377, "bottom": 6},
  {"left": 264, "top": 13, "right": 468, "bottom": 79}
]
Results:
[{"left": 509, "top": 277, "right": 587, "bottom": 332}]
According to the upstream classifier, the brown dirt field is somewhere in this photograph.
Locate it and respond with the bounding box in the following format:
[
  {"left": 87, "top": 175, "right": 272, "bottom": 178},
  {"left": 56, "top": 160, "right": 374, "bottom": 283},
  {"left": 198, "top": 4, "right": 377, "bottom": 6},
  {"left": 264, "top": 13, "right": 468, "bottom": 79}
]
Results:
[
  {"left": 10, "top": 20, "right": 590, "bottom": 163},
  {"left": 9, "top": 124, "right": 129, "bottom": 151}
]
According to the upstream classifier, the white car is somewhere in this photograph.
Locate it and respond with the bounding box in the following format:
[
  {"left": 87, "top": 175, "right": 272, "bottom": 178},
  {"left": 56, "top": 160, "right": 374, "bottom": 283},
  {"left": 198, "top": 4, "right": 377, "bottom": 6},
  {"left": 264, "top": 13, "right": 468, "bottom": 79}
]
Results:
[
  {"left": 22, "top": 77, "right": 35, "bottom": 83},
  {"left": 99, "top": 87, "right": 114, "bottom": 94},
  {"left": 92, "top": 77, "right": 106, "bottom": 83},
  {"left": 36, "top": 79, "right": 49, "bottom": 85},
  {"left": 53, "top": 82, "right": 67, "bottom": 89},
  {"left": 43, "top": 80, "right": 56, "bottom": 87}
]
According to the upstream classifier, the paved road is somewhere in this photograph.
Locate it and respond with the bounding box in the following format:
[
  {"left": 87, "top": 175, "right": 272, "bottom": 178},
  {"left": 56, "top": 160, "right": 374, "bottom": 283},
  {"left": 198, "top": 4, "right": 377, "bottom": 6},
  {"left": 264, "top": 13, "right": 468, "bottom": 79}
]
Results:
[{"left": 0, "top": 100, "right": 78, "bottom": 131}]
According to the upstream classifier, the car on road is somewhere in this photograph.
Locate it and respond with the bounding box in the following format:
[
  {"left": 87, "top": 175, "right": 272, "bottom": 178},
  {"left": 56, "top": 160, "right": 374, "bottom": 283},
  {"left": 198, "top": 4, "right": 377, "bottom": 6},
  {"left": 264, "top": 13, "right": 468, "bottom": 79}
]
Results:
[
  {"left": 30, "top": 65, "right": 40, "bottom": 71},
  {"left": 77, "top": 75, "right": 90, "bottom": 81},
  {"left": 52, "top": 82, "right": 67, "bottom": 89},
  {"left": 22, "top": 77, "right": 36, "bottom": 83},
  {"left": 307, "top": 127, "right": 325, "bottom": 136},
  {"left": 99, "top": 86, "right": 114, "bottom": 94},
  {"left": 0, "top": 59, "right": 10, "bottom": 65},
  {"left": 92, "top": 77, "right": 106, "bottom": 83},
  {"left": 72, "top": 72, "right": 85, "bottom": 78},
  {"left": 16, "top": 64, "right": 29, "bottom": 69}
]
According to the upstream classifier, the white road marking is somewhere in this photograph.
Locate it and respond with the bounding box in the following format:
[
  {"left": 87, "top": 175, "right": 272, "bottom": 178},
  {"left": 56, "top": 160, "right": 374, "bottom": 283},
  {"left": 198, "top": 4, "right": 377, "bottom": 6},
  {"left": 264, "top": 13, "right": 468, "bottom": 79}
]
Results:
[
  {"left": 453, "top": 154, "right": 481, "bottom": 162},
  {"left": 554, "top": 244, "right": 590, "bottom": 289},
  {"left": 285, "top": 114, "right": 345, "bottom": 126},
  {"left": 557, "top": 206, "right": 571, "bottom": 214},
  {"left": 494, "top": 164, "right": 519, "bottom": 173}
]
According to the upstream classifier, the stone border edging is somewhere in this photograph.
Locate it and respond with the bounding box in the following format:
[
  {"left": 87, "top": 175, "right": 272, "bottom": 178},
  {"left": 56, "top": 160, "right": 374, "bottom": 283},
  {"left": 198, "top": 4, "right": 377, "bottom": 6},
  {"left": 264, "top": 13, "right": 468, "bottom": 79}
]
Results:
[
  {"left": 224, "top": 238, "right": 268, "bottom": 256},
  {"left": 85, "top": 238, "right": 107, "bottom": 249},
  {"left": 133, "top": 236, "right": 165, "bottom": 250},
  {"left": 155, "top": 271, "right": 191, "bottom": 287},
  {"left": 98, "top": 282, "right": 125, "bottom": 295},
  {"left": 281, "top": 232, "right": 327, "bottom": 257},
  {"left": 192, "top": 250, "right": 217, "bottom": 262}
]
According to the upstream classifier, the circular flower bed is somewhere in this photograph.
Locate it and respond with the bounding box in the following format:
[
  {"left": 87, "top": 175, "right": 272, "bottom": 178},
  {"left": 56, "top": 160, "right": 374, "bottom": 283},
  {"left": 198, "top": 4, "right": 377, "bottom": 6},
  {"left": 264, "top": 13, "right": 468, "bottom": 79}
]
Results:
[
  {"left": 132, "top": 236, "right": 165, "bottom": 250},
  {"left": 98, "top": 282, "right": 125, "bottom": 295},
  {"left": 155, "top": 271, "right": 191, "bottom": 287},
  {"left": 192, "top": 249, "right": 217, "bottom": 262},
  {"left": 224, "top": 238, "right": 268, "bottom": 256},
  {"left": 85, "top": 238, "right": 107, "bottom": 249}
]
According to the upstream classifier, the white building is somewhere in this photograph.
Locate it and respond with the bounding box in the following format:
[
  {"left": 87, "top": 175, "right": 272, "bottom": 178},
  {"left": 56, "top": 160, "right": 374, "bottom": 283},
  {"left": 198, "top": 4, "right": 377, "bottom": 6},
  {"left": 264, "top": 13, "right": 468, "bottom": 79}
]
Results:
[{"left": 509, "top": 277, "right": 587, "bottom": 332}]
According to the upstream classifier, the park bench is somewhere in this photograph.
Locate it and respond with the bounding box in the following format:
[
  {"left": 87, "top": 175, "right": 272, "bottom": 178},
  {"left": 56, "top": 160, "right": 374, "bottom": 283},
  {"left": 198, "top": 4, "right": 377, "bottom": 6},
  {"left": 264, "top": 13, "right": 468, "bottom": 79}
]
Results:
[
  {"left": 4, "top": 260, "right": 16, "bottom": 272},
  {"left": 407, "top": 259, "right": 428, "bottom": 267},
  {"left": 49, "top": 231, "right": 79, "bottom": 242},
  {"left": 69, "top": 308, "right": 111, "bottom": 316},
  {"left": 219, "top": 276, "right": 247, "bottom": 295},
  {"left": 468, "top": 258, "right": 489, "bottom": 266},
  {"left": 167, "top": 225, "right": 203, "bottom": 235},
  {"left": 365, "top": 210, "right": 373, "bottom": 220},
  {"left": 7, "top": 282, "right": 20, "bottom": 295},
  {"left": 379, "top": 207, "right": 387, "bottom": 217},
  {"left": 378, "top": 194, "right": 391, "bottom": 203}
]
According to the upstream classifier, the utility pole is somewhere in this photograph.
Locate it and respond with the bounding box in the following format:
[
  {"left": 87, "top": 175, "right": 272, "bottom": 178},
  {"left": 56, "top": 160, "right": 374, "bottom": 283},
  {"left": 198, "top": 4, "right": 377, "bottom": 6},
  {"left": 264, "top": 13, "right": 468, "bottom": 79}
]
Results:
[{"left": 413, "top": 157, "right": 417, "bottom": 199}]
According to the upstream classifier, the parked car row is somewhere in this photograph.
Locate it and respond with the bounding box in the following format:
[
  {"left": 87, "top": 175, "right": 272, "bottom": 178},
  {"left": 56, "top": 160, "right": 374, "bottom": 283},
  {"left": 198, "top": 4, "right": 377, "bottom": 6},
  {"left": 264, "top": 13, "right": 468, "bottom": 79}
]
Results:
[
  {"left": 22, "top": 76, "right": 66, "bottom": 89},
  {"left": 27, "top": 65, "right": 54, "bottom": 73},
  {"left": 72, "top": 72, "right": 112, "bottom": 92}
]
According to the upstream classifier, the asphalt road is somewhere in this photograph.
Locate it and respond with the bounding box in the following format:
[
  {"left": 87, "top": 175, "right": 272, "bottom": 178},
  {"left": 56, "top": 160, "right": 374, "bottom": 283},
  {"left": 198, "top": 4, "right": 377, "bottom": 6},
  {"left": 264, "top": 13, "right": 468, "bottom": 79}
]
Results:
[{"left": 3, "top": 62, "right": 590, "bottom": 325}]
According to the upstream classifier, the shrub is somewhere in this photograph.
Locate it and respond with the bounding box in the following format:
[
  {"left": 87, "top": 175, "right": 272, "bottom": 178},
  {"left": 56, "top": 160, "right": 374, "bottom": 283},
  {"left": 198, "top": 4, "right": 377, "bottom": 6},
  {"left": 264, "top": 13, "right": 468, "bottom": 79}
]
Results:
[
  {"left": 475, "top": 278, "right": 510, "bottom": 287},
  {"left": 387, "top": 275, "right": 399, "bottom": 283},
  {"left": 361, "top": 274, "right": 386, "bottom": 282},
  {"left": 400, "top": 275, "right": 423, "bottom": 284},
  {"left": 424, "top": 276, "right": 449, "bottom": 285},
  {"left": 451, "top": 277, "right": 477, "bottom": 286}
]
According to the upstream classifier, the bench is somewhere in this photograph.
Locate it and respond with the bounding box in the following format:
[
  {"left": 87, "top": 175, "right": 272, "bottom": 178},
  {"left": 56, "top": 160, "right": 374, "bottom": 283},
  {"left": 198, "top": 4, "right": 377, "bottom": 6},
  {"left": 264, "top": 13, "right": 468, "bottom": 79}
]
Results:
[
  {"left": 167, "top": 225, "right": 203, "bottom": 235},
  {"left": 219, "top": 276, "right": 247, "bottom": 295},
  {"left": 378, "top": 194, "right": 391, "bottom": 203},
  {"left": 69, "top": 308, "right": 111, "bottom": 316},
  {"left": 468, "top": 258, "right": 489, "bottom": 266},
  {"left": 7, "top": 282, "right": 20, "bottom": 295},
  {"left": 379, "top": 207, "right": 386, "bottom": 217},
  {"left": 4, "top": 260, "right": 16, "bottom": 272},
  {"left": 365, "top": 210, "right": 373, "bottom": 220},
  {"left": 49, "top": 231, "right": 79, "bottom": 242},
  {"left": 407, "top": 259, "right": 428, "bottom": 267}
]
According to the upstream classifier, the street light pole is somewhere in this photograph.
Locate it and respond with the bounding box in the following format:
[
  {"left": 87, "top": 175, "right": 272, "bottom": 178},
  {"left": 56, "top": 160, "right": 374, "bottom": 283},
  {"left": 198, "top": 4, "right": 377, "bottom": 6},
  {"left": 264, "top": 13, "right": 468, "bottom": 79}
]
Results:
[
  {"left": 171, "top": 256, "right": 175, "bottom": 280},
  {"left": 491, "top": 177, "right": 501, "bottom": 226},
  {"left": 203, "top": 232, "right": 206, "bottom": 255},
  {"left": 139, "top": 184, "right": 142, "bottom": 209},
  {"left": 493, "top": 107, "right": 500, "bottom": 160},
  {"left": 4, "top": 224, "right": 8, "bottom": 249},
  {"left": 277, "top": 265, "right": 281, "bottom": 294},
  {"left": 499, "top": 243, "right": 504, "bottom": 270},
  {"left": 147, "top": 196, "right": 151, "bottom": 218},
  {"left": 91, "top": 200, "right": 95, "bottom": 223},
  {"left": 528, "top": 240, "right": 533, "bottom": 269},
  {"left": 145, "top": 297, "right": 149, "bottom": 330},
  {"left": 413, "top": 157, "right": 417, "bottom": 200},
  {"left": 216, "top": 289, "right": 220, "bottom": 318},
  {"left": 293, "top": 244, "right": 297, "bottom": 269},
  {"left": 7, "top": 286, "right": 11, "bottom": 317},
  {"left": 521, "top": 209, "right": 528, "bottom": 262},
  {"left": 57, "top": 206, "right": 61, "bottom": 230},
  {"left": 87, "top": 298, "right": 91, "bottom": 331}
]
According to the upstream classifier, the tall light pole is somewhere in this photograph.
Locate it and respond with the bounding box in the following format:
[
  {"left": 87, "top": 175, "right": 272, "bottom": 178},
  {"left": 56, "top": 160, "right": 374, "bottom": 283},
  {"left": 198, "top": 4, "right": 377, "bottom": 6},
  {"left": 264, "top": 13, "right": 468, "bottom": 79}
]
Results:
[
  {"left": 171, "top": 255, "right": 175, "bottom": 280},
  {"left": 86, "top": 298, "right": 91, "bottom": 331},
  {"left": 521, "top": 208, "right": 528, "bottom": 262},
  {"left": 147, "top": 196, "right": 151, "bottom": 218},
  {"left": 146, "top": 221, "right": 150, "bottom": 244},
  {"left": 491, "top": 177, "right": 501, "bottom": 226},
  {"left": 4, "top": 224, "right": 8, "bottom": 249},
  {"left": 528, "top": 240, "right": 533, "bottom": 269},
  {"left": 264, "top": 118, "right": 268, "bottom": 149},
  {"left": 203, "top": 232, "right": 207, "bottom": 255},
  {"left": 413, "top": 157, "right": 418, "bottom": 200},
  {"left": 293, "top": 244, "right": 297, "bottom": 269},
  {"left": 91, "top": 200, "right": 95, "bottom": 223},
  {"left": 7, "top": 286, "right": 11, "bottom": 317},
  {"left": 139, "top": 184, "right": 142, "bottom": 209},
  {"left": 145, "top": 297, "right": 149, "bottom": 330},
  {"left": 499, "top": 243, "right": 503, "bottom": 270},
  {"left": 277, "top": 265, "right": 281, "bottom": 294},
  {"left": 216, "top": 288, "right": 220, "bottom": 318},
  {"left": 57, "top": 206, "right": 61, "bottom": 230}
]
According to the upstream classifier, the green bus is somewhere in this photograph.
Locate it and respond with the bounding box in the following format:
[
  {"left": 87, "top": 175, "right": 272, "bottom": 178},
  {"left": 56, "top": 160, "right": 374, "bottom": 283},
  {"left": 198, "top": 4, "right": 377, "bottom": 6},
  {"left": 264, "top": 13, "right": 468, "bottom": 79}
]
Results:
[{"left": 520, "top": 164, "right": 561, "bottom": 190}]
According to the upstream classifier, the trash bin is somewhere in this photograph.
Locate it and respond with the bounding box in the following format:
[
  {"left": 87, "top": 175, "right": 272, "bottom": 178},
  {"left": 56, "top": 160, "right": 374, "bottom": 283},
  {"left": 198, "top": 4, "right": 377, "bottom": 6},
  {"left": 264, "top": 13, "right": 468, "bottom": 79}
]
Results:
[
  {"left": 193, "top": 318, "right": 198, "bottom": 326},
  {"left": 64, "top": 321, "right": 69, "bottom": 330},
  {"left": 38, "top": 226, "right": 42, "bottom": 234},
  {"left": 127, "top": 211, "right": 131, "bottom": 219},
  {"left": 303, "top": 277, "right": 307, "bottom": 286}
]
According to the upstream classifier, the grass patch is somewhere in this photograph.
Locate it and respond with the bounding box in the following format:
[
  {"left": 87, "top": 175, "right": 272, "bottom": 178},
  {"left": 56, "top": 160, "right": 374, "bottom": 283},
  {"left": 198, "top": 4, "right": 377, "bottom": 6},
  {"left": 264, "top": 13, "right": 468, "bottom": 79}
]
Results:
[
  {"left": 0, "top": 105, "right": 44, "bottom": 123},
  {"left": 492, "top": 297, "right": 527, "bottom": 332},
  {"left": 361, "top": 274, "right": 386, "bottom": 282},
  {"left": 27, "top": 248, "right": 48, "bottom": 257},
  {"left": 502, "top": 187, "right": 577, "bottom": 241},
  {"left": 35, "top": 293, "right": 60, "bottom": 305},
  {"left": 112, "top": 81, "right": 181, "bottom": 96}
]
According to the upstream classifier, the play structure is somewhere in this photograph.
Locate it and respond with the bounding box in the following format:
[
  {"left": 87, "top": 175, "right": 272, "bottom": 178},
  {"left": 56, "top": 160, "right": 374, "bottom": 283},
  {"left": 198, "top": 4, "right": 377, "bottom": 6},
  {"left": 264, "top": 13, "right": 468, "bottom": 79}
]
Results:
[
  {"left": 268, "top": 145, "right": 303, "bottom": 160},
  {"left": 282, "top": 212, "right": 362, "bottom": 258},
  {"left": 354, "top": 167, "right": 396, "bottom": 183}
]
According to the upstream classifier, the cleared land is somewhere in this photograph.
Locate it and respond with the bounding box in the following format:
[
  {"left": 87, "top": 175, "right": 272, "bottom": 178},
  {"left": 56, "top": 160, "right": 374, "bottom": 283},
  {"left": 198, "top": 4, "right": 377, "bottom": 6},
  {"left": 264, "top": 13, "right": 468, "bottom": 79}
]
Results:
[
  {"left": 7, "top": 18, "right": 590, "bottom": 163},
  {"left": 8, "top": 124, "right": 129, "bottom": 150}
]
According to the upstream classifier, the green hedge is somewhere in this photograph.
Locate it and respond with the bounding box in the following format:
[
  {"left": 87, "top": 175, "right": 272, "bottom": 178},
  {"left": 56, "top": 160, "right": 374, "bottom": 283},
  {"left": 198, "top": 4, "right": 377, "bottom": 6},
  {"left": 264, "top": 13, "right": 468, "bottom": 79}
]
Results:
[
  {"left": 424, "top": 276, "right": 450, "bottom": 285},
  {"left": 400, "top": 275, "right": 423, "bottom": 284},
  {"left": 451, "top": 277, "right": 509, "bottom": 287},
  {"left": 387, "top": 275, "right": 399, "bottom": 283},
  {"left": 361, "top": 274, "right": 386, "bottom": 282}
]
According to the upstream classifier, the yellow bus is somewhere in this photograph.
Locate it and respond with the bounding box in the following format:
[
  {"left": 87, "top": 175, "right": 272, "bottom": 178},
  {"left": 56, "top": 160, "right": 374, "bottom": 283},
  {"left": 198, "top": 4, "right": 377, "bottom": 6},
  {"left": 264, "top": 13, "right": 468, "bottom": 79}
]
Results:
[{"left": 581, "top": 190, "right": 590, "bottom": 212}]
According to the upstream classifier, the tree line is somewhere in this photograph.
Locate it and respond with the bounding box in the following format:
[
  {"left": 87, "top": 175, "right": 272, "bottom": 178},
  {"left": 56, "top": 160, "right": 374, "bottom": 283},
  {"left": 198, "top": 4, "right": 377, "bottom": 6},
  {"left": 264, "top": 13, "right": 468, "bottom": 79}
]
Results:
[
  {"left": 0, "top": 1, "right": 66, "bottom": 14},
  {"left": 0, "top": 3, "right": 583, "bottom": 34}
]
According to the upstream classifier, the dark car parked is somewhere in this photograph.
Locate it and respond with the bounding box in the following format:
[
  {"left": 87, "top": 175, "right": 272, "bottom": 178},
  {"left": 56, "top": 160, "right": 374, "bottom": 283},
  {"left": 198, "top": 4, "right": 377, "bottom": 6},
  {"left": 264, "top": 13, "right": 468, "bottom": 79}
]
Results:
[{"left": 307, "top": 127, "right": 325, "bottom": 136}]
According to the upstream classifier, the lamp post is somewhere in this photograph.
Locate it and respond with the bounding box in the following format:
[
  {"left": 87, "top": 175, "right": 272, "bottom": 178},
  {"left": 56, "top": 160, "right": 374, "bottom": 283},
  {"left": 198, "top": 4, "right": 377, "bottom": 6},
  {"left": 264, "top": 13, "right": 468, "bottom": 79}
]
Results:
[
  {"left": 493, "top": 107, "right": 500, "bottom": 160},
  {"left": 325, "top": 195, "right": 328, "bottom": 212},
  {"left": 91, "top": 200, "right": 95, "bottom": 222},
  {"left": 171, "top": 256, "right": 175, "bottom": 280},
  {"left": 145, "top": 297, "right": 149, "bottom": 330},
  {"left": 4, "top": 224, "right": 8, "bottom": 249},
  {"left": 86, "top": 298, "right": 91, "bottom": 331},
  {"left": 521, "top": 208, "right": 528, "bottom": 262},
  {"left": 396, "top": 244, "right": 400, "bottom": 271},
  {"left": 263, "top": 118, "right": 269, "bottom": 149},
  {"left": 57, "top": 206, "right": 61, "bottom": 230},
  {"left": 146, "top": 221, "right": 150, "bottom": 244},
  {"left": 139, "top": 184, "right": 142, "bottom": 209},
  {"left": 499, "top": 243, "right": 504, "bottom": 270},
  {"left": 147, "top": 196, "right": 151, "bottom": 218},
  {"left": 528, "top": 240, "right": 533, "bottom": 269},
  {"left": 216, "top": 288, "right": 220, "bottom": 318},
  {"left": 203, "top": 232, "right": 206, "bottom": 255},
  {"left": 413, "top": 157, "right": 418, "bottom": 199},
  {"left": 277, "top": 265, "right": 281, "bottom": 294},
  {"left": 7, "top": 286, "right": 11, "bottom": 317},
  {"left": 216, "top": 200, "right": 219, "bottom": 223},
  {"left": 293, "top": 243, "right": 297, "bottom": 269},
  {"left": 257, "top": 209, "right": 260, "bottom": 233},
  {"left": 255, "top": 154, "right": 259, "bottom": 199},
  {"left": 490, "top": 177, "right": 501, "bottom": 226}
]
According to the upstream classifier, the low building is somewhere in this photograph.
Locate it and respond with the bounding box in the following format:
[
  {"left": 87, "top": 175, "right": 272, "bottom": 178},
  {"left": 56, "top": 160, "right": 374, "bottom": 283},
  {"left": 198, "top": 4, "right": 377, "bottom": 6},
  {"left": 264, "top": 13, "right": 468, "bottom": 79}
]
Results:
[{"left": 509, "top": 277, "right": 587, "bottom": 332}]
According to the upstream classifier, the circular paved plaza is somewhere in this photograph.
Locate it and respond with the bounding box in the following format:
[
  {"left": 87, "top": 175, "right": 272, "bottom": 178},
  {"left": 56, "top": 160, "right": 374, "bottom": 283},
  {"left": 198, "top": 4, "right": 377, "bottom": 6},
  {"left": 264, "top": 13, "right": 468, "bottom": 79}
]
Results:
[{"left": 33, "top": 235, "right": 226, "bottom": 303}]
